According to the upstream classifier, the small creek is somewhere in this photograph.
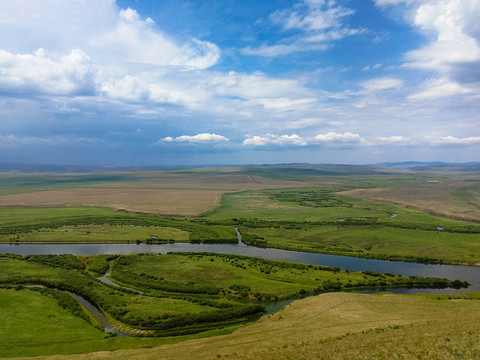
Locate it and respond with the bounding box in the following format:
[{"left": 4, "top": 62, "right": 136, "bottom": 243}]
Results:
[{"left": 71, "top": 293, "right": 130, "bottom": 336}]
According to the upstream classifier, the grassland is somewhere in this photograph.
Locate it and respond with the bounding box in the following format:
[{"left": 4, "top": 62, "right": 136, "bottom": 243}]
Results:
[
  {"left": 0, "top": 252, "right": 466, "bottom": 358},
  {"left": 13, "top": 292, "right": 480, "bottom": 360},
  {"left": 0, "top": 207, "right": 238, "bottom": 244},
  {"left": 341, "top": 178, "right": 480, "bottom": 222},
  {"left": 0, "top": 287, "right": 237, "bottom": 358},
  {"left": 0, "top": 170, "right": 306, "bottom": 215},
  {"left": 110, "top": 253, "right": 461, "bottom": 301}
]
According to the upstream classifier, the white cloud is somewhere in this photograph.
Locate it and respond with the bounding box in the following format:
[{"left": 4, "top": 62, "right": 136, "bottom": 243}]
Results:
[
  {"left": 162, "top": 133, "right": 229, "bottom": 143},
  {"left": 0, "top": 48, "right": 96, "bottom": 95},
  {"left": 393, "top": 0, "right": 480, "bottom": 99},
  {"left": 242, "top": 43, "right": 325, "bottom": 57},
  {"left": 92, "top": 8, "right": 219, "bottom": 69},
  {"left": 243, "top": 134, "right": 307, "bottom": 146},
  {"left": 0, "top": 1, "right": 220, "bottom": 71},
  {"left": 243, "top": 0, "right": 362, "bottom": 57},
  {"left": 242, "top": 132, "right": 363, "bottom": 147},
  {"left": 361, "top": 77, "right": 404, "bottom": 91},
  {"left": 271, "top": 3, "right": 355, "bottom": 32},
  {"left": 362, "top": 63, "right": 383, "bottom": 71},
  {"left": 407, "top": 77, "right": 476, "bottom": 100},
  {"left": 314, "top": 132, "right": 361, "bottom": 143},
  {"left": 428, "top": 136, "right": 480, "bottom": 146},
  {"left": 284, "top": 117, "right": 324, "bottom": 129},
  {"left": 375, "top": 136, "right": 409, "bottom": 144},
  {"left": 258, "top": 98, "right": 317, "bottom": 109}
]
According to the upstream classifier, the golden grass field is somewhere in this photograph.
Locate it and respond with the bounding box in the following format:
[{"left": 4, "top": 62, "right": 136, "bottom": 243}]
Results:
[
  {"left": 0, "top": 173, "right": 306, "bottom": 216},
  {"left": 16, "top": 292, "right": 480, "bottom": 360},
  {"left": 340, "top": 179, "right": 480, "bottom": 222}
]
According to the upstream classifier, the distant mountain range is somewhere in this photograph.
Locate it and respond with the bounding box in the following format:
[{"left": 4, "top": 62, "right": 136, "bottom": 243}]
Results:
[
  {"left": 375, "top": 162, "right": 480, "bottom": 172},
  {"left": 0, "top": 161, "right": 479, "bottom": 173}
]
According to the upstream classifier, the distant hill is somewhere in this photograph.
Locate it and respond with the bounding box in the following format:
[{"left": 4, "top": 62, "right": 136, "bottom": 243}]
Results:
[
  {"left": 1, "top": 161, "right": 479, "bottom": 174},
  {"left": 376, "top": 161, "right": 480, "bottom": 172}
]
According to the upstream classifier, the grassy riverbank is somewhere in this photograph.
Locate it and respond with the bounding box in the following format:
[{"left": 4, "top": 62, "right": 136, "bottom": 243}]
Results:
[
  {"left": 8, "top": 292, "right": 480, "bottom": 360},
  {"left": 0, "top": 252, "right": 468, "bottom": 357}
]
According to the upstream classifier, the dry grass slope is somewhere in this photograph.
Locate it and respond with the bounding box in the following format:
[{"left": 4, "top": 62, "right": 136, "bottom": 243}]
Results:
[
  {"left": 340, "top": 179, "right": 480, "bottom": 222},
  {"left": 17, "top": 292, "right": 480, "bottom": 360}
]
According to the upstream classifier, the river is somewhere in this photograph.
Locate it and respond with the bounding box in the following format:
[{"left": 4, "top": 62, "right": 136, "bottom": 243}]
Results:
[{"left": 1, "top": 240, "right": 479, "bottom": 292}]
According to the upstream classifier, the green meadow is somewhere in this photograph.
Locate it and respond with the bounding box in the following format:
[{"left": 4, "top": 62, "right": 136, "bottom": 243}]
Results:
[{"left": 0, "top": 251, "right": 467, "bottom": 357}]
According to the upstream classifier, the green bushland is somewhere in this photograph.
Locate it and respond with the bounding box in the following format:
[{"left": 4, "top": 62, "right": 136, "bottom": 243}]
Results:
[
  {"left": 0, "top": 252, "right": 466, "bottom": 341},
  {"left": 0, "top": 255, "right": 262, "bottom": 336},
  {"left": 82, "top": 255, "right": 117, "bottom": 275},
  {"left": 109, "top": 253, "right": 467, "bottom": 301}
]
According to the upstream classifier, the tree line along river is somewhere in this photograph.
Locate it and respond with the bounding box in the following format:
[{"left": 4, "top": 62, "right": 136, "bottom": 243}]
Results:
[{"left": 1, "top": 227, "right": 479, "bottom": 293}]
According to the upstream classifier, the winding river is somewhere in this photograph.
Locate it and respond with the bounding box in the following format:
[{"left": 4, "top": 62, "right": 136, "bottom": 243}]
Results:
[
  {"left": 4, "top": 228, "right": 480, "bottom": 336},
  {"left": 2, "top": 230, "right": 480, "bottom": 292}
]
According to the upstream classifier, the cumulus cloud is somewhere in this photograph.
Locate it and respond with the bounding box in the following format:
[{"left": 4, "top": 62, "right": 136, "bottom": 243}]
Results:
[
  {"left": 405, "top": 1, "right": 480, "bottom": 73},
  {"left": 243, "top": 134, "right": 307, "bottom": 146},
  {"left": 243, "top": 132, "right": 362, "bottom": 147},
  {"left": 0, "top": 48, "right": 96, "bottom": 96},
  {"left": 314, "top": 132, "right": 361, "bottom": 143},
  {"left": 92, "top": 8, "right": 219, "bottom": 69},
  {"left": 375, "top": 136, "right": 409, "bottom": 144},
  {"left": 376, "top": 0, "right": 480, "bottom": 100},
  {"left": 162, "top": 133, "right": 230, "bottom": 143},
  {"left": 0, "top": 1, "right": 219, "bottom": 71}
]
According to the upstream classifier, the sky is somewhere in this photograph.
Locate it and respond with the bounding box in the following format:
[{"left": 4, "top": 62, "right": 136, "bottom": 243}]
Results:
[{"left": 1, "top": 0, "right": 479, "bottom": 166}]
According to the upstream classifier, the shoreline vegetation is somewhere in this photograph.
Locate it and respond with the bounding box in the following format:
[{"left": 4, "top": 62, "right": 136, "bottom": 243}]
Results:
[
  {"left": 1, "top": 205, "right": 480, "bottom": 265},
  {"left": 0, "top": 253, "right": 469, "bottom": 337}
]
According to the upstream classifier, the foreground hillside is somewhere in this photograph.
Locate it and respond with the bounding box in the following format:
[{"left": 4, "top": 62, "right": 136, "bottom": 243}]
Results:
[{"left": 17, "top": 292, "right": 480, "bottom": 360}]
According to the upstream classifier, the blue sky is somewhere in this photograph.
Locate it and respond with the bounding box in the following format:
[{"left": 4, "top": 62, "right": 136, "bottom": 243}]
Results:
[{"left": 1, "top": 0, "right": 479, "bottom": 166}]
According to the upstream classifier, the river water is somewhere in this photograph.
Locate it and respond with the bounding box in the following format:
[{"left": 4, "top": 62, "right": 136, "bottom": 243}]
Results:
[{"left": 2, "top": 241, "right": 480, "bottom": 292}]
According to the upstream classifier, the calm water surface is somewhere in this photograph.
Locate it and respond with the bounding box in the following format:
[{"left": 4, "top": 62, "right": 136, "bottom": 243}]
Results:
[{"left": 2, "top": 241, "right": 479, "bottom": 292}]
